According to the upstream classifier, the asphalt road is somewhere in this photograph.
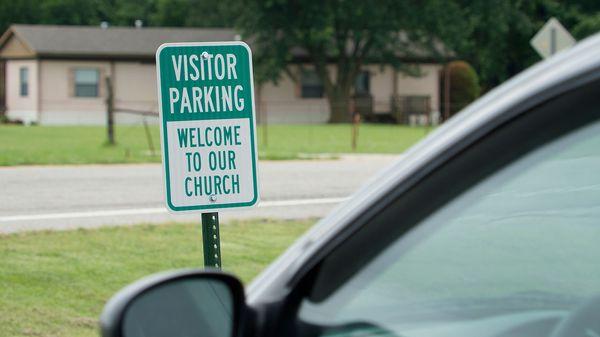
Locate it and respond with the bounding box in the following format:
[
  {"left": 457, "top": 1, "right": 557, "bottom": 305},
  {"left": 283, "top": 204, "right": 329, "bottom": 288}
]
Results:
[{"left": 0, "top": 155, "right": 398, "bottom": 233}]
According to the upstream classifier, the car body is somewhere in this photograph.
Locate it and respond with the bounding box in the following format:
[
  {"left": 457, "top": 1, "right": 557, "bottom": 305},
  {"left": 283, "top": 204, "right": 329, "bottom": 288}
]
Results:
[{"left": 101, "top": 32, "right": 600, "bottom": 337}]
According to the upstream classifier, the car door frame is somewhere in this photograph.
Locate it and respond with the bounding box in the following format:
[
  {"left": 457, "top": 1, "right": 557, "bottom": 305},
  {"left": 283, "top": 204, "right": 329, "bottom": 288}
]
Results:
[
  {"left": 245, "top": 38, "right": 600, "bottom": 337},
  {"left": 248, "top": 36, "right": 600, "bottom": 309},
  {"left": 253, "top": 74, "right": 600, "bottom": 337}
]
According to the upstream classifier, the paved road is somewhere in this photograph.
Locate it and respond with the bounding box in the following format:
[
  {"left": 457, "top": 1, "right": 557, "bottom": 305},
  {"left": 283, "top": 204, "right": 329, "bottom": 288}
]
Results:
[{"left": 0, "top": 155, "right": 398, "bottom": 233}]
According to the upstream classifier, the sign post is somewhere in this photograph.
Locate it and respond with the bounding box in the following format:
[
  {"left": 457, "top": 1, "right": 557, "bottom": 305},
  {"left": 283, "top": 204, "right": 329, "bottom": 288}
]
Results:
[
  {"left": 156, "top": 42, "right": 259, "bottom": 269},
  {"left": 201, "top": 212, "right": 221, "bottom": 268}
]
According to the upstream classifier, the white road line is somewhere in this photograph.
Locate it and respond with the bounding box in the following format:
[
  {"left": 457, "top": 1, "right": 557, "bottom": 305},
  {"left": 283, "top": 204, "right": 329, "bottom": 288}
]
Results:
[{"left": 0, "top": 197, "right": 348, "bottom": 222}]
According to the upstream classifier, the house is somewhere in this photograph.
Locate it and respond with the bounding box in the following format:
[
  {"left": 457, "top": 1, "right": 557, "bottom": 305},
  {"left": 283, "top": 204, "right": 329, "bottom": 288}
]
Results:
[{"left": 0, "top": 24, "right": 444, "bottom": 125}]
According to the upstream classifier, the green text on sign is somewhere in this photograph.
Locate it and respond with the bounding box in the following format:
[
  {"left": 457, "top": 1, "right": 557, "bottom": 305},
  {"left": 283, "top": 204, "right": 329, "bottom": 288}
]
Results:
[{"left": 156, "top": 42, "right": 259, "bottom": 212}]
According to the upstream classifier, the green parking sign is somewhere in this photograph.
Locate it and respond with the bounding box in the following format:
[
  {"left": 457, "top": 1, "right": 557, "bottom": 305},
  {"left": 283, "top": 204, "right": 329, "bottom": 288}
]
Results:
[{"left": 156, "top": 42, "right": 259, "bottom": 212}]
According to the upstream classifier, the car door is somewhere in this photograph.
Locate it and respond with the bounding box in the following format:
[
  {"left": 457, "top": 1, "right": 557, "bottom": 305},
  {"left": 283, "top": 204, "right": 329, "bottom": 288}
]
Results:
[{"left": 259, "top": 75, "right": 600, "bottom": 337}]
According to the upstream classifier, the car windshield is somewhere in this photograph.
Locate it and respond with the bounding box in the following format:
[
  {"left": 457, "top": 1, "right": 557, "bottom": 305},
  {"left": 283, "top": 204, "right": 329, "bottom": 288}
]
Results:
[{"left": 298, "top": 117, "right": 600, "bottom": 337}]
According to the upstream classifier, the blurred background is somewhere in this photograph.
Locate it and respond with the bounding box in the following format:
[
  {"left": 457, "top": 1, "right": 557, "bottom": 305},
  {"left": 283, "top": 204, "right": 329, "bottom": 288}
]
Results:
[
  {"left": 0, "top": 0, "right": 598, "bottom": 164},
  {"left": 0, "top": 1, "right": 599, "bottom": 336}
]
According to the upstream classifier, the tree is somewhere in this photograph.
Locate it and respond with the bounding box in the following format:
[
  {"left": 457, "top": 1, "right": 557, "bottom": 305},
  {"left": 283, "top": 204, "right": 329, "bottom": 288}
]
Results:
[
  {"left": 0, "top": 0, "right": 44, "bottom": 32},
  {"left": 1, "top": 0, "right": 595, "bottom": 101},
  {"left": 236, "top": 0, "right": 463, "bottom": 123},
  {"left": 449, "top": 0, "right": 600, "bottom": 92},
  {"left": 445, "top": 0, "right": 540, "bottom": 91},
  {"left": 109, "top": 0, "right": 158, "bottom": 27},
  {"left": 152, "top": 0, "right": 236, "bottom": 27}
]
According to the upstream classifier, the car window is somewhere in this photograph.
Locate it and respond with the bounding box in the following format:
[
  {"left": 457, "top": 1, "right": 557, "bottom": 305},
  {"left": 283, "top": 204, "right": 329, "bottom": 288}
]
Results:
[{"left": 296, "top": 88, "right": 600, "bottom": 337}]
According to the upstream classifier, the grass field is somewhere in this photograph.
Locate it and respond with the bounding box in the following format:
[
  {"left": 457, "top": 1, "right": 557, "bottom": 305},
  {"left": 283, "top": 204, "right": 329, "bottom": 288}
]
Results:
[
  {"left": 0, "top": 219, "right": 314, "bottom": 337},
  {"left": 0, "top": 124, "right": 429, "bottom": 166}
]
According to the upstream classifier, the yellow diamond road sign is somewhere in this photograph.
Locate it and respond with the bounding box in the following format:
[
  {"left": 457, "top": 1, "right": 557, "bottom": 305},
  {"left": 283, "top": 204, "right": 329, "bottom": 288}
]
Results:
[{"left": 530, "top": 17, "right": 576, "bottom": 59}]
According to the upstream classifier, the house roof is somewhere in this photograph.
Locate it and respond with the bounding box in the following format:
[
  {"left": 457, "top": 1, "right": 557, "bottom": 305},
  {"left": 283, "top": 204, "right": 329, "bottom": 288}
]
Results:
[
  {"left": 0, "top": 24, "right": 239, "bottom": 60},
  {"left": 0, "top": 24, "right": 450, "bottom": 62}
]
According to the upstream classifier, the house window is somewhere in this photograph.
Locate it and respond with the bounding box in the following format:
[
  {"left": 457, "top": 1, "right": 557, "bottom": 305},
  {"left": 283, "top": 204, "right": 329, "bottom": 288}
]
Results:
[
  {"left": 19, "top": 67, "right": 28, "bottom": 97},
  {"left": 74, "top": 69, "right": 99, "bottom": 97},
  {"left": 355, "top": 71, "right": 370, "bottom": 95},
  {"left": 301, "top": 70, "right": 324, "bottom": 98}
]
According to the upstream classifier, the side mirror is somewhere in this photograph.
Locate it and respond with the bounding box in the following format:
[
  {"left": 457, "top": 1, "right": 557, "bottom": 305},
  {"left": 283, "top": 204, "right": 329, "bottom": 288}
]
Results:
[{"left": 100, "top": 269, "right": 245, "bottom": 337}]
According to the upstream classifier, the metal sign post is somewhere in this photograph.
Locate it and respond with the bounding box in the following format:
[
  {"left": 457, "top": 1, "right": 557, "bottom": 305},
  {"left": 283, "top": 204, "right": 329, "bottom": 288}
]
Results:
[
  {"left": 155, "top": 41, "right": 259, "bottom": 269},
  {"left": 201, "top": 212, "right": 221, "bottom": 269}
]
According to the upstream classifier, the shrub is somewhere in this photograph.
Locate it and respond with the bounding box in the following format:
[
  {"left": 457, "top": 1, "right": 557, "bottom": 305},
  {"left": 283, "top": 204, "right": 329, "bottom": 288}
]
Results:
[{"left": 440, "top": 61, "right": 480, "bottom": 119}]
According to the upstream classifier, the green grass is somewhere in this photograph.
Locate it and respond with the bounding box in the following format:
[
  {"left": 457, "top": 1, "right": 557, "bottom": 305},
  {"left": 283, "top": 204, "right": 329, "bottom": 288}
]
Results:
[
  {"left": 0, "top": 219, "right": 314, "bottom": 337},
  {"left": 0, "top": 124, "right": 429, "bottom": 166},
  {"left": 257, "top": 124, "right": 430, "bottom": 159}
]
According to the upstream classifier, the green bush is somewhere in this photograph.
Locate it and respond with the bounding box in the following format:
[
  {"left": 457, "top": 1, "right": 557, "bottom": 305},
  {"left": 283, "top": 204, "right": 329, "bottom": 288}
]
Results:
[{"left": 440, "top": 61, "right": 481, "bottom": 119}]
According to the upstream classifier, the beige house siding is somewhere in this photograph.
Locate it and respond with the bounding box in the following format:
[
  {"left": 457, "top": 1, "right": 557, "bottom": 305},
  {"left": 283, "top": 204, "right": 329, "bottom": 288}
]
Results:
[
  {"left": 366, "top": 65, "right": 394, "bottom": 113},
  {"left": 362, "top": 64, "right": 442, "bottom": 116},
  {"left": 39, "top": 60, "right": 110, "bottom": 124},
  {"left": 4, "top": 58, "right": 159, "bottom": 125},
  {"left": 396, "top": 64, "right": 442, "bottom": 114},
  {"left": 4, "top": 58, "right": 441, "bottom": 125},
  {"left": 35, "top": 60, "right": 159, "bottom": 125},
  {"left": 113, "top": 62, "right": 158, "bottom": 114},
  {"left": 5, "top": 59, "right": 38, "bottom": 123},
  {"left": 259, "top": 66, "right": 329, "bottom": 124},
  {"left": 259, "top": 63, "right": 441, "bottom": 124},
  {"left": 112, "top": 62, "right": 159, "bottom": 124}
]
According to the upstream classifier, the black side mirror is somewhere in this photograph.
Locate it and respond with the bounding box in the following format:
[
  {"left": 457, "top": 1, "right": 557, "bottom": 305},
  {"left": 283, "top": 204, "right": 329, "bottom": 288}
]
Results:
[{"left": 100, "top": 269, "right": 245, "bottom": 337}]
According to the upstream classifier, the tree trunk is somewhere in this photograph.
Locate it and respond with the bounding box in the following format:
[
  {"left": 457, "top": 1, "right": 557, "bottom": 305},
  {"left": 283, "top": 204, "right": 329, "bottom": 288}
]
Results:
[{"left": 327, "top": 91, "right": 351, "bottom": 123}]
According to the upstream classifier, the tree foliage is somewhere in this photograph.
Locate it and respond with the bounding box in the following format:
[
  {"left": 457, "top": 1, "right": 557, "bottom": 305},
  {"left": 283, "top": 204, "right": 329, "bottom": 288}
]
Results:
[
  {"left": 0, "top": 0, "right": 234, "bottom": 32},
  {"left": 0, "top": 0, "right": 598, "bottom": 121},
  {"left": 236, "top": 0, "right": 463, "bottom": 122},
  {"left": 449, "top": 0, "right": 600, "bottom": 91},
  {"left": 152, "top": 0, "right": 236, "bottom": 27},
  {"left": 235, "top": 0, "right": 598, "bottom": 121}
]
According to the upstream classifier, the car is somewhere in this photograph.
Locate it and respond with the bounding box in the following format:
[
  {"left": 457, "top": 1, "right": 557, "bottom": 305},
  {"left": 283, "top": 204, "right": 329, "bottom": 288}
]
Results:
[{"left": 99, "top": 32, "right": 600, "bottom": 337}]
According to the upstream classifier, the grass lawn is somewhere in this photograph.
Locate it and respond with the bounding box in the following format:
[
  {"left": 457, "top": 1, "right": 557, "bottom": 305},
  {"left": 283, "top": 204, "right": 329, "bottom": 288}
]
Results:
[
  {"left": 0, "top": 124, "right": 429, "bottom": 166},
  {"left": 0, "top": 219, "right": 314, "bottom": 337}
]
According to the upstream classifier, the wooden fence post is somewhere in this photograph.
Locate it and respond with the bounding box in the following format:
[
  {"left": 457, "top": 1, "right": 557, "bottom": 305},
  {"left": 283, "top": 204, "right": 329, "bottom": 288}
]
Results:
[{"left": 105, "top": 76, "right": 115, "bottom": 145}]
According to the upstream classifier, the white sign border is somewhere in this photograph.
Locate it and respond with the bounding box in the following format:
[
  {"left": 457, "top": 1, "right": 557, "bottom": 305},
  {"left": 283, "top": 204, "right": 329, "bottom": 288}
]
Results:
[{"left": 155, "top": 41, "right": 260, "bottom": 213}]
